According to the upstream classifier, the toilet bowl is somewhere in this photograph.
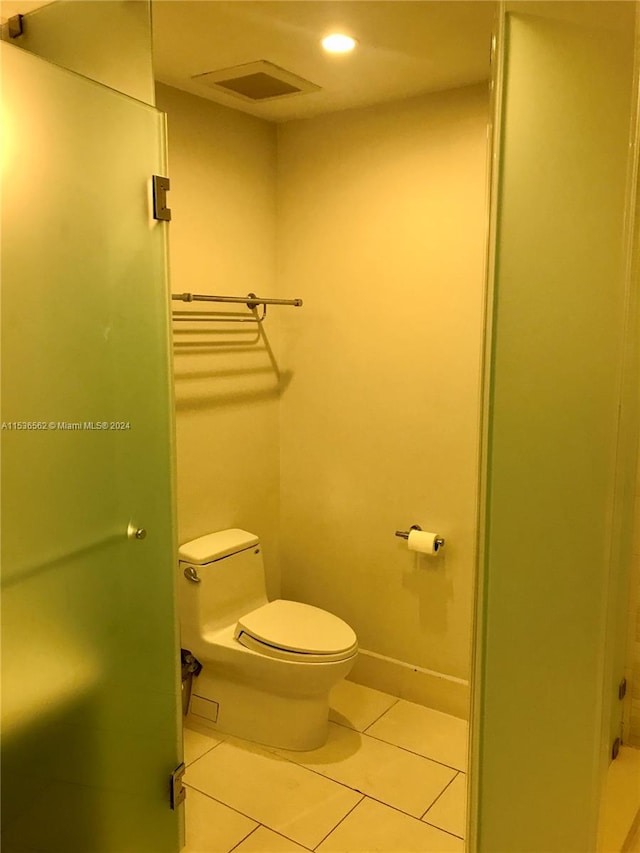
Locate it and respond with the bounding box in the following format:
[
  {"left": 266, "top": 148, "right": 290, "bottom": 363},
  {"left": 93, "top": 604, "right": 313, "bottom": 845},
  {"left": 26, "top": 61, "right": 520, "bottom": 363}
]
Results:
[{"left": 178, "top": 529, "right": 358, "bottom": 750}]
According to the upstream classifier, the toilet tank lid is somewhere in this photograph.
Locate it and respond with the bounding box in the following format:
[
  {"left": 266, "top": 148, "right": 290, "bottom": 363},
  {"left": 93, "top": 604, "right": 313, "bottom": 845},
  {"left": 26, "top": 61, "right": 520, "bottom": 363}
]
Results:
[{"left": 178, "top": 529, "right": 259, "bottom": 564}]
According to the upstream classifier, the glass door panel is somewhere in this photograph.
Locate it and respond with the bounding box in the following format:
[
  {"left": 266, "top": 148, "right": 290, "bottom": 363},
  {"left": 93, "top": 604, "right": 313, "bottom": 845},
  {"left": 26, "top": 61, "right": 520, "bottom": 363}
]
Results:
[
  {"left": 471, "top": 2, "right": 639, "bottom": 850},
  {"left": 1, "top": 42, "right": 181, "bottom": 853},
  {"left": 1, "top": 0, "right": 155, "bottom": 105}
]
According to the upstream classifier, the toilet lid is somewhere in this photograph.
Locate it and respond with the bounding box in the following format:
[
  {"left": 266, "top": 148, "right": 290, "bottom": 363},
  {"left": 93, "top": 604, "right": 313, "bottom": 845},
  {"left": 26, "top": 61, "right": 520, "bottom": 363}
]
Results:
[{"left": 235, "top": 599, "right": 358, "bottom": 660}]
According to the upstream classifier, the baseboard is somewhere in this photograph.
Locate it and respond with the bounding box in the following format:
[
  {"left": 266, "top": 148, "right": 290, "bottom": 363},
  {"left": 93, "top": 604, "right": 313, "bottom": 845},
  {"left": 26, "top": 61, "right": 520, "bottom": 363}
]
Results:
[{"left": 347, "top": 648, "right": 470, "bottom": 720}]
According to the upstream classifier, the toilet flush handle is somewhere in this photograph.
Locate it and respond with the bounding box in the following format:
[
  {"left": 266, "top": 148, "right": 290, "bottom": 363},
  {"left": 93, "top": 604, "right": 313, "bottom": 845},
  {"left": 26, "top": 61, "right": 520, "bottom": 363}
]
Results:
[{"left": 184, "top": 566, "right": 201, "bottom": 584}]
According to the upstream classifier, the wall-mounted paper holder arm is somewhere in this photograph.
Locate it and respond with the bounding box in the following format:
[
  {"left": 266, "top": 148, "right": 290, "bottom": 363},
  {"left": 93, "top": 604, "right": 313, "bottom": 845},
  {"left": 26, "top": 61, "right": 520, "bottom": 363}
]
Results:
[{"left": 394, "top": 525, "right": 445, "bottom": 550}]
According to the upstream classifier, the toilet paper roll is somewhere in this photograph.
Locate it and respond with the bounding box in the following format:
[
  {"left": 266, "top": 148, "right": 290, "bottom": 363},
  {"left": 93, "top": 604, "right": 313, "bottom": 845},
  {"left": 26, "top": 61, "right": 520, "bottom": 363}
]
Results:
[{"left": 408, "top": 529, "right": 441, "bottom": 556}]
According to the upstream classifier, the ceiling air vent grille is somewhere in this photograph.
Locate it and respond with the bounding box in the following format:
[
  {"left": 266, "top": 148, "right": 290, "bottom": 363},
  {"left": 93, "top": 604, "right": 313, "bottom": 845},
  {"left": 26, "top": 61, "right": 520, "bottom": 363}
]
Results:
[{"left": 192, "top": 60, "right": 320, "bottom": 102}]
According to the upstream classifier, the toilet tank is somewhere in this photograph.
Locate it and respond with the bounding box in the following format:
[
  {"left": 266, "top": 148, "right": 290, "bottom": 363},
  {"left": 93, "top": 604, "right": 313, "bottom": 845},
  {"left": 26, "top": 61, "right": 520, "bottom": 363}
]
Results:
[{"left": 178, "top": 529, "right": 269, "bottom": 646}]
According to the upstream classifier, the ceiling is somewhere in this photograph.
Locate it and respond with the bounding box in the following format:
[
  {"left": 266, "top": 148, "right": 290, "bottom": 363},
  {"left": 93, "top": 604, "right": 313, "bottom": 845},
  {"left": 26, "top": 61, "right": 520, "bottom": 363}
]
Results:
[
  {"left": 0, "top": 1, "right": 496, "bottom": 122},
  {"left": 152, "top": 1, "right": 496, "bottom": 122}
]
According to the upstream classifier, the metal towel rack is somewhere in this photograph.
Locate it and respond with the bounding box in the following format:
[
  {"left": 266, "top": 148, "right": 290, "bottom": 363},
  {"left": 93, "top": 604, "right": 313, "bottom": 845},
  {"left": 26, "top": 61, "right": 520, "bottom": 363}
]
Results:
[{"left": 171, "top": 292, "right": 303, "bottom": 325}]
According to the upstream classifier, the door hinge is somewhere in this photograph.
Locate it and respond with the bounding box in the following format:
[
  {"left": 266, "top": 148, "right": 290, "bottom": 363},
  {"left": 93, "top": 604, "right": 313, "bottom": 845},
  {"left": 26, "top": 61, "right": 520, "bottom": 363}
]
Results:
[
  {"left": 7, "top": 14, "right": 24, "bottom": 38},
  {"left": 170, "top": 762, "right": 186, "bottom": 810},
  {"left": 619, "top": 677, "right": 627, "bottom": 701},
  {"left": 152, "top": 175, "right": 171, "bottom": 222},
  {"left": 611, "top": 736, "right": 621, "bottom": 761}
]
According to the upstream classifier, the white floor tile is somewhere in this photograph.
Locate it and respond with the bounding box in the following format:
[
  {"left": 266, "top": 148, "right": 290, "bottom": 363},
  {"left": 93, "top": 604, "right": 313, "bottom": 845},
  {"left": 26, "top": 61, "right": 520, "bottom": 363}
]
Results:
[
  {"left": 275, "top": 722, "right": 456, "bottom": 818},
  {"left": 233, "top": 826, "right": 311, "bottom": 852},
  {"left": 627, "top": 821, "right": 640, "bottom": 853},
  {"left": 184, "top": 725, "right": 224, "bottom": 766},
  {"left": 366, "top": 700, "right": 468, "bottom": 770},
  {"left": 184, "top": 739, "right": 362, "bottom": 849},
  {"left": 317, "top": 797, "right": 464, "bottom": 852},
  {"left": 184, "top": 787, "right": 256, "bottom": 853},
  {"left": 599, "top": 746, "right": 640, "bottom": 852},
  {"left": 329, "top": 679, "right": 398, "bottom": 732},
  {"left": 422, "top": 773, "right": 467, "bottom": 839}
]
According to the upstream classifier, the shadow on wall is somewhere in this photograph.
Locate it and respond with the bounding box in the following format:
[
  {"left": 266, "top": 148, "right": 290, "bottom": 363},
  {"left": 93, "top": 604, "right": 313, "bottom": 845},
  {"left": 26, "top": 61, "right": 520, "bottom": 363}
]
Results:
[
  {"left": 402, "top": 551, "right": 454, "bottom": 638},
  {"left": 174, "top": 377, "right": 292, "bottom": 412},
  {"left": 173, "top": 317, "right": 291, "bottom": 410}
]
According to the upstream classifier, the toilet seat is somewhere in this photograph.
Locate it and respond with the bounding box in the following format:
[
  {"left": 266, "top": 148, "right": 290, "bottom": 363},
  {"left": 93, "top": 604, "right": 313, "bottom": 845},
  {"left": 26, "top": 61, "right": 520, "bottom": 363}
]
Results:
[{"left": 235, "top": 599, "right": 358, "bottom": 663}]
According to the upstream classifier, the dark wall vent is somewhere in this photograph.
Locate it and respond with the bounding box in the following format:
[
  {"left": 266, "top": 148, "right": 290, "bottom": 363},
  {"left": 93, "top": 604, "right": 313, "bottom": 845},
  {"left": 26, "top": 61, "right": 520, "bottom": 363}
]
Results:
[
  {"left": 216, "top": 72, "right": 301, "bottom": 100},
  {"left": 192, "top": 60, "right": 320, "bottom": 102}
]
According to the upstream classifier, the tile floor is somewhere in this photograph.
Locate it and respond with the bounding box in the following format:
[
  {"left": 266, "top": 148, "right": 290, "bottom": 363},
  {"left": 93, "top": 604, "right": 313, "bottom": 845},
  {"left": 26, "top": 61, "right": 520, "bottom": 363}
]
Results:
[
  {"left": 182, "top": 679, "right": 468, "bottom": 853},
  {"left": 599, "top": 745, "right": 640, "bottom": 852}
]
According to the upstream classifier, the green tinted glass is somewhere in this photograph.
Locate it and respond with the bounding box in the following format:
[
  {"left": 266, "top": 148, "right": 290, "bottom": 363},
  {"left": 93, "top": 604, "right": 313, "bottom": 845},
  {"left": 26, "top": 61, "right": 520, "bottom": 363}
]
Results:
[
  {"left": 472, "top": 3, "right": 638, "bottom": 850},
  {"left": 1, "top": 43, "right": 181, "bottom": 853}
]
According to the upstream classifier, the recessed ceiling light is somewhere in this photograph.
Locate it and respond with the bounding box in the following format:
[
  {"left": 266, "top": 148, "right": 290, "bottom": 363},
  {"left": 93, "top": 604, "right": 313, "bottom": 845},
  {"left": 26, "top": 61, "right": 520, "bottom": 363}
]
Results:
[{"left": 321, "top": 33, "right": 357, "bottom": 54}]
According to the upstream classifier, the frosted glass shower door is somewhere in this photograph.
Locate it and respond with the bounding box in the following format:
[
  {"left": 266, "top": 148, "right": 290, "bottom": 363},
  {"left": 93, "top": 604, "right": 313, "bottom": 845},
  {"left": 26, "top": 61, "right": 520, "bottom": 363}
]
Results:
[
  {"left": 1, "top": 43, "right": 181, "bottom": 852},
  {"left": 471, "top": 2, "right": 639, "bottom": 851}
]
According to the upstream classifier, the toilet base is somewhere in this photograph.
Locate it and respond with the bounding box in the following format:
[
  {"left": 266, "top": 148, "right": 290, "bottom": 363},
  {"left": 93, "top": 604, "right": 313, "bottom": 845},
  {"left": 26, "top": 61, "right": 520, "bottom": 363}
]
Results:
[{"left": 186, "top": 669, "right": 332, "bottom": 751}]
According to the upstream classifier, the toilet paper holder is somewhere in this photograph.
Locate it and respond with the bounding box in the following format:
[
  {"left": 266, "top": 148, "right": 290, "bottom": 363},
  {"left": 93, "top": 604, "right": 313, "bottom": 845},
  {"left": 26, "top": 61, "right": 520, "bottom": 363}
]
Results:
[{"left": 395, "top": 525, "right": 445, "bottom": 550}]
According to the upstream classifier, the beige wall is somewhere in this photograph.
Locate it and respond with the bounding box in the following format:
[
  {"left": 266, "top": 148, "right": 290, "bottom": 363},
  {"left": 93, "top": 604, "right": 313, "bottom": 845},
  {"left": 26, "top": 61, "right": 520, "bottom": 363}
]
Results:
[
  {"left": 158, "top": 81, "right": 489, "bottom": 683},
  {"left": 277, "top": 84, "right": 489, "bottom": 680},
  {"left": 156, "top": 83, "right": 282, "bottom": 597}
]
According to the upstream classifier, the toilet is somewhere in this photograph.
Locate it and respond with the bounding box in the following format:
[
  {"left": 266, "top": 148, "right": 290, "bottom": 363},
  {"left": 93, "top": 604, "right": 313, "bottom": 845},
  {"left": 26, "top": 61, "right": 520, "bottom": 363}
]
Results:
[{"left": 178, "top": 528, "right": 358, "bottom": 750}]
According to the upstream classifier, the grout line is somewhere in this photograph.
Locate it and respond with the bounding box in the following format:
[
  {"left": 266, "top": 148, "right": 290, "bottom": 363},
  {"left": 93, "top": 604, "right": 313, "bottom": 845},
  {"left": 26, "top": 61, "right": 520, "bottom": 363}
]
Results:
[
  {"left": 330, "top": 719, "right": 375, "bottom": 735},
  {"left": 362, "top": 729, "right": 466, "bottom": 773},
  {"left": 419, "top": 770, "right": 460, "bottom": 820},
  {"left": 314, "top": 791, "right": 468, "bottom": 842},
  {"left": 362, "top": 792, "right": 437, "bottom": 824},
  {"left": 262, "top": 740, "right": 460, "bottom": 829},
  {"left": 184, "top": 736, "right": 225, "bottom": 767},
  {"left": 258, "top": 825, "right": 315, "bottom": 852},
  {"left": 421, "top": 817, "right": 465, "bottom": 841},
  {"left": 183, "top": 782, "right": 263, "bottom": 829},
  {"left": 357, "top": 792, "right": 427, "bottom": 822},
  {"left": 312, "top": 794, "right": 365, "bottom": 850},
  {"left": 185, "top": 759, "right": 466, "bottom": 843},
  {"left": 185, "top": 730, "right": 465, "bottom": 839},
  {"left": 254, "top": 739, "right": 375, "bottom": 799},
  {"left": 269, "top": 729, "right": 463, "bottom": 818},
  {"left": 183, "top": 782, "right": 315, "bottom": 849},
  {"left": 361, "top": 792, "right": 466, "bottom": 839},
  {"left": 362, "top": 698, "right": 401, "bottom": 733},
  {"left": 225, "top": 824, "right": 260, "bottom": 853},
  {"left": 328, "top": 719, "right": 466, "bottom": 774}
]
